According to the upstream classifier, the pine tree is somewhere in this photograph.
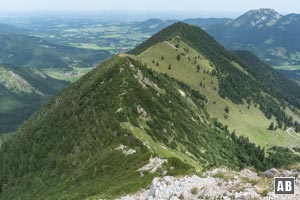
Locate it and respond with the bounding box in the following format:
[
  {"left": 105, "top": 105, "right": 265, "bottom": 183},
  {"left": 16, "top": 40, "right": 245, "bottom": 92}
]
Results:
[
  {"left": 268, "top": 122, "right": 275, "bottom": 131},
  {"left": 196, "top": 65, "right": 200, "bottom": 73},
  {"left": 278, "top": 121, "right": 283, "bottom": 129},
  {"left": 225, "top": 106, "right": 229, "bottom": 114},
  {"left": 296, "top": 125, "right": 300, "bottom": 133}
]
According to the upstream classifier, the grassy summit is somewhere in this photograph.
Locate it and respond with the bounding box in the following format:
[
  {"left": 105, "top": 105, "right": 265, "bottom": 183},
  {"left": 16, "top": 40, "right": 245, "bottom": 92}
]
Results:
[{"left": 135, "top": 22, "right": 300, "bottom": 149}]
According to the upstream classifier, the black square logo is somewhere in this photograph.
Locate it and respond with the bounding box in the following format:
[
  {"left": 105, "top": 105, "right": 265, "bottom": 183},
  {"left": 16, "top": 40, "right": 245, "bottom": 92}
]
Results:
[{"left": 274, "top": 177, "right": 295, "bottom": 194}]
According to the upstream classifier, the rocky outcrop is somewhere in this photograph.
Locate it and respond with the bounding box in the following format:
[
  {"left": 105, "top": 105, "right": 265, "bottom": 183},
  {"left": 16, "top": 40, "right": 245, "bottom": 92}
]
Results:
[
  {"left": 119, "top": 167, "right": 300, "bottom": 200},
  {"left": 137, "top": 105, "right": 148, "bottom": 118},
  {"left": 115, "top": 144, "right": 136, "bottom": 155},
  {"left": 263, "top": 168, "right": 279, "bottom": 178},
  {"left": 138, "top": 156, "right": 167, "bottom": 174}
]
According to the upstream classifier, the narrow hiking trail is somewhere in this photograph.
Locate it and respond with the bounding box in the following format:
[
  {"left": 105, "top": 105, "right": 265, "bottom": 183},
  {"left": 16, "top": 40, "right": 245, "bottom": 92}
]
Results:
[{"left": 287, "top": 128, "right": 300, "bottom": 139}]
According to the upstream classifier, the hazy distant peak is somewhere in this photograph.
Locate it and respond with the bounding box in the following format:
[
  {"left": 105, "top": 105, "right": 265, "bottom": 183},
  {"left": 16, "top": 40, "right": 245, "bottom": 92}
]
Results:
[
  {"left": 143, "top": 18, "right": 164, "bottom": 23},
  {"left": 232, "top": 8, "right": 282, "bottom": 28},
  {"left": 248, "top": 8, "right": 281, "bottom": 16},
  {"left": 280, "top": 13, "right": 300, "bottom": 23}
]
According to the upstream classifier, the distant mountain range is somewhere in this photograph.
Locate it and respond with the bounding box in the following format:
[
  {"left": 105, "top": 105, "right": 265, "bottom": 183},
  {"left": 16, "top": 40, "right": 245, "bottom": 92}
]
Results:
[
  {"left": 133, "top": 18, "right": 231, "bottom": 34},
  {"left": 206, "top": 8, "right": 300, "bottom": 66},
  {"left": 3, "top": 9, "right": 298, "bottom": 68},
  {"left": 133, "top": 9, "right": 300, "bottom": 67}
]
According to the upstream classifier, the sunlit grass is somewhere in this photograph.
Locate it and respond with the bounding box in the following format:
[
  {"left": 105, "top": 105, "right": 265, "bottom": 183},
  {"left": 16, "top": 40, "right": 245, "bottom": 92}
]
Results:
[
  {"left": 140, "top": 39, "right": 300, "bottom": 149},
  {"left": 42, "top": 67, "right": 94, "bottom": 82},
  {"left": 273, "top": 65, "right": 300, "bottom": 71}
]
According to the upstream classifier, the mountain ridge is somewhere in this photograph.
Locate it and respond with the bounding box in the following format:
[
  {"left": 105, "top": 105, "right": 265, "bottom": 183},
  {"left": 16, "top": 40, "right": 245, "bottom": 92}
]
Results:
[
  {"left": 134, "top": 22, "right": 300, "bottom": 147},
  {"left": 1, "top": 22, "right": 300, "bottom": 200},
  {"left": 0, "top": 54, "right": 285, "bottom": 200}
]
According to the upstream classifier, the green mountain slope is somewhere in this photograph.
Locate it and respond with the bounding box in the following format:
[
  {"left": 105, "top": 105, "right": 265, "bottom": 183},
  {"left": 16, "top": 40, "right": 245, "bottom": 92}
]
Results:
[
  {"left": 2, "top": 23, "right": 300, "bottom": 200},
  {"left": 0, "top": 65, "right": 68, "bottom": 133},
  {"left": 133, "top": 22, "right": 300, "bottom": 148},
  {"left": 0, "top": 24, "right": 110, "bottom": 133},
  {"left": 1, "top": 55, "right": 285, "bottom": 200},
  {"left": 0, "top": 32, "right": 110, "bottom": 68}
]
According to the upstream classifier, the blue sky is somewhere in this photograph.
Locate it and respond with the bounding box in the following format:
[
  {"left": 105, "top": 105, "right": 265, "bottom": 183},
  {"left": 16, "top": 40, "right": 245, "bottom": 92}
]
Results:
[{"left": 0, "top": 0, "right": 299, "bottom": 14}]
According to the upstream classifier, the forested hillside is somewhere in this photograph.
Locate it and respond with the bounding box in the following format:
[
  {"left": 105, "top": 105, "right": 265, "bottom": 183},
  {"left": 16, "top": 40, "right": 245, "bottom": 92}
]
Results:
[
  {"left": 2, "top": 55, "right": 297, "bottom": 199},
  {"left": 0, "top": 65, "right": 68, "bottom": 133}
]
